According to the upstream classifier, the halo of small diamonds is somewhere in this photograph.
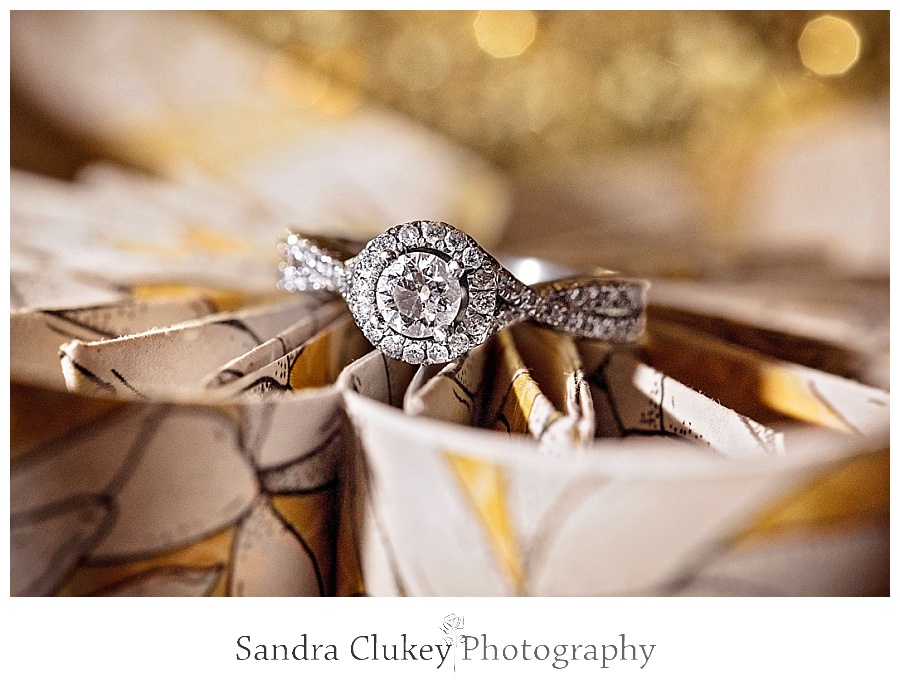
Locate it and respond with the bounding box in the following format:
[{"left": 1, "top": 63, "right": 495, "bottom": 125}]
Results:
[{"left": 348, "top": 220, "right": 498, "bottom": 365}]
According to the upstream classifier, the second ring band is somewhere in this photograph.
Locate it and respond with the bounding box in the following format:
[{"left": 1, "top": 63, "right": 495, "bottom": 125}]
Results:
[{"left": 277, "top": 220, "right": 648, "bottom": 365}]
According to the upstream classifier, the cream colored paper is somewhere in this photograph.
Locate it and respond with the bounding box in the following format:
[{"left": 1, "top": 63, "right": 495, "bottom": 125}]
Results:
[
  {"left": 479, "top": 327, "right": 595, "bottom": 448},
  {"left": 343, "top": 392, "right": 887, "bottom": 596}
]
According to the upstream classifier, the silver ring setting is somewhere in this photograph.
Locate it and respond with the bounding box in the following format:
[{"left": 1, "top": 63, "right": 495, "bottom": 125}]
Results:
[{"left": 277, "top": 220, "right": 647, "bottom": 365}]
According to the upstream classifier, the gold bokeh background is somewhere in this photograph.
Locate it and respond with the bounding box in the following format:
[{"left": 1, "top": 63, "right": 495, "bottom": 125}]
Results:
[{"left": 11, "top": 10, "right": 889, "bottom": 277}]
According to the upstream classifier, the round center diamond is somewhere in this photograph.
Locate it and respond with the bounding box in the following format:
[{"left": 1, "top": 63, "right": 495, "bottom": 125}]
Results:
[{"left": 376, "top": 251, "right": 462, "bottom": 338}]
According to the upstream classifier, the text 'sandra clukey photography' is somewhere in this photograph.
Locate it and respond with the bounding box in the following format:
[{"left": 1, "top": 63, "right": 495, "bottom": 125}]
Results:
[{"left": 235, "top": 614, "right": 655, "bottom": 671}]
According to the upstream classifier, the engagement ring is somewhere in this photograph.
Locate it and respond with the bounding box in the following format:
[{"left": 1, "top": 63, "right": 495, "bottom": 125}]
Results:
[{"left": 277, "top": 220, "right": 647, "bottom": 365}]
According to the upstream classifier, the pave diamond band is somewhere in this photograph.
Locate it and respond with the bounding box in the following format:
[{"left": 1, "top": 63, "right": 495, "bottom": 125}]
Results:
[{"left": 277, "top": 220, "right": 648, "bottom": 365}]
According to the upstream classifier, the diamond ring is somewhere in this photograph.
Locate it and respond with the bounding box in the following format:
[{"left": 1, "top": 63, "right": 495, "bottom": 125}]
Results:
[{"left": 277, "top": 220, "right": 647, "bottom": 365}]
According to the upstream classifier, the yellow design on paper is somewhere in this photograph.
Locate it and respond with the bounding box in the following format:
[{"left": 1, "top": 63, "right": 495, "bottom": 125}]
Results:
[
  {"left": 288, "top": 319, "right": 371, "bottom": 391},
  {"left": 489, "top": 329, "right": 558, "bottom": 435},
  {"left": 445, "top": 452, "right": 524, "bottom": 592},
  {"left": 271, "top": 492, "right": 337, "bottom": 596},
  {"left": 130, "top": 283, "right": 249, "bottom": 312},
  {"left": 501, "top": 373, "right": 544, "bottom": 435},
  {"left": 645, "top": 320, "right": 879, "bottom": 432},
  {"left": 290, "top": 333, "right": 335, "bottom": 390},
  {"left": 759, "top": 367, "right": 857, "bottom": 433},
  {"left": 57, "top": 526, "right": 236, "bottom": 597},
  {"left": 10, "top": 384, "right": 123, "bottom": 458},
  {"left": 179, "top": 224, "right": 251, "bottom": 257},
  {"left": 334, "top": 494, "right": 366, "bottom": 598},
  {"left": 737, "top": 448, "right": 889, "bottom": 546}
]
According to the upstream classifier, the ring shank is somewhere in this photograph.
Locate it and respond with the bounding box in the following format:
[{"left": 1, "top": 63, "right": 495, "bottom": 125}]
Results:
[
  {"left": 278, "top": 227, "right": 648, "bottom": 355},
  {"left": 494, "top": 253, "right": 616, "bottom": 285}
]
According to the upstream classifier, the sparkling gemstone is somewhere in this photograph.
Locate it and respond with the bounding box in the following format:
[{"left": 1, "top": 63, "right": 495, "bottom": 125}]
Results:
[
  {"left": 381, "top": 335, "right": 404, "bottom": 358},
  {"left": 427, "top": 342, "right": 450, "bottom": 363},
  {"left": 363, "top": 315, "right": 386, "bottom": 342},
  {"left": 376, "top": 251, "right": 463, "bottom": 338},
  {"left": 353, "top": 280, "right": 375, "bottom": 301},
  {"left": 445, "top": 230, "right": 467, "bottom": 252},
  {"left": 462, "top": 247, "right": 482, "bottom": 268},
  {"left": 469, "top": 268, "right": 494, "bottom": 289},
  {"left": 364, "top": 325, "right": 385, "bottom": 342},
  {"left": 465, "top": 313, "right": 488, "bottom": 335},
  {"left": 399, "top": 224, "right": 420, "bottom": 246},
  {"left": 403, "top": 341, "right": 426, "bottom": 364},
  {"left": 448, "top": 332, "right": 470, "bottom": 355},
  {"left": 370, "top": 234, "right": 397, "bottom": 253},
  {"left": 354, "top": 265, "right": 374, "bottom": 282},
  {"left": 424, "top": 223, "right": 445, "bottom": 245},
  {"left": 470, "top": 290, "right": 496, "bottom": 315}
]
